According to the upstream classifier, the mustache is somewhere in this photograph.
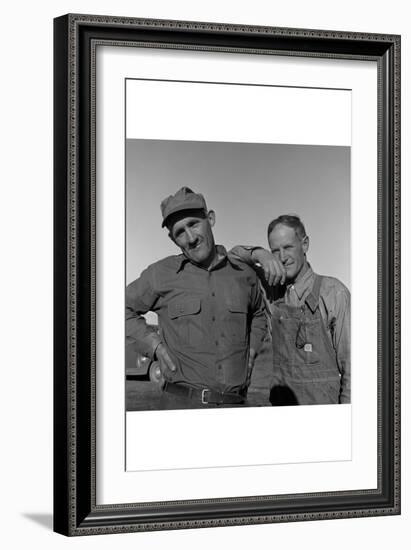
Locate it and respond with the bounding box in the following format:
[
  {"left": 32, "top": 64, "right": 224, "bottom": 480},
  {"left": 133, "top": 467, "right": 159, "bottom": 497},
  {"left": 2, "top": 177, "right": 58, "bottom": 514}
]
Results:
[{"left": 187, "top": 239, "right": 201, "bottom": 249}]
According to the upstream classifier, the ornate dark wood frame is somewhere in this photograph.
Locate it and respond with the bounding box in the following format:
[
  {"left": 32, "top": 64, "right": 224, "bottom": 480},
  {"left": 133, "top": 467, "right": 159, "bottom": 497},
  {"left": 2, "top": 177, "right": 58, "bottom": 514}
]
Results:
[{"left": 53, "top": 13, "right": 401, "bottom": 536}]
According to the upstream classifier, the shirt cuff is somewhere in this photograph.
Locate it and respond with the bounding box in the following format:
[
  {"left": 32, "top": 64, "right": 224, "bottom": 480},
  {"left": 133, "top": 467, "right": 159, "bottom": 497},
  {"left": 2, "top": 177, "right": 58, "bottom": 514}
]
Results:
[
  {"left": 231, "top": 245, "right": 265, "bottom": 265},
  {"left": 247, "top": 246, "right": 266, "bottom": 264}
]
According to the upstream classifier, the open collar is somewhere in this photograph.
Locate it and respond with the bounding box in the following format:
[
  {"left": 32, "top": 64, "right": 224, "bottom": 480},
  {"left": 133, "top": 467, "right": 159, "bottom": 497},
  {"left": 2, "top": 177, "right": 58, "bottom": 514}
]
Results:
[
  {"left": 287, "top": 263, "right": 314, "bottom": 300},
  {"left": 176, "top": 245, "right": 242, "bottom": 273}
]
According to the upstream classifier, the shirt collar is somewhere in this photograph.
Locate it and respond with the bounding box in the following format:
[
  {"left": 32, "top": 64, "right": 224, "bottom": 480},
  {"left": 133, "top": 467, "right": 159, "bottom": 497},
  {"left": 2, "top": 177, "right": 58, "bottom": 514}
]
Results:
[
  {"left": 287, "top": 262, "right": 314, "bottom": 300},
  {"left": 176, "top": 245, "right": 240, "bottom": 273}
]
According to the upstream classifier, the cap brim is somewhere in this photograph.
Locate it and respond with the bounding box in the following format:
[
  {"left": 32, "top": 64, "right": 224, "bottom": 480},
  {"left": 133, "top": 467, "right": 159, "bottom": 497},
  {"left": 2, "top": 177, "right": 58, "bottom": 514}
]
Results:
[{"left": 162, "top": 205, "right": 207, "bottom": 227}]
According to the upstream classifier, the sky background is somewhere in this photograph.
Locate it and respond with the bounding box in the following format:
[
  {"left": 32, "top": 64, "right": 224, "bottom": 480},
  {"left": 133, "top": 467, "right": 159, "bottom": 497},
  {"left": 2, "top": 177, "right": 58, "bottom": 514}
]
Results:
[{"left": 126, "top": 139, "right": 350, "bottom": 297}]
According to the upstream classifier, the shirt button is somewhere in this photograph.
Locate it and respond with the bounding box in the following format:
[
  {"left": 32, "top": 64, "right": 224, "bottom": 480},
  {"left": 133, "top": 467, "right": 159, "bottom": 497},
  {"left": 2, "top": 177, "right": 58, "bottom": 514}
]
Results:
[
  {"left": 211, "top": 292, "right": 215, "bottom": 297},
  {"left": 212, "top": 316, "right": 215, "bottom": 321},
  {"left": 215, "top": 341, "right": 219, "bottom": 346},
  {"left": 217, "top": 365, "right": 222, "bottom": 370}
]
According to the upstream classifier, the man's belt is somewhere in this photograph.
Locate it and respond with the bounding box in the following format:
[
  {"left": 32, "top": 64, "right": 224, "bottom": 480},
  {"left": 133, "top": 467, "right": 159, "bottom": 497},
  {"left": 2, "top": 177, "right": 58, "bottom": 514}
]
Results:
[{"left": 163, "top": 381, "right": 245, "bottom": 405}]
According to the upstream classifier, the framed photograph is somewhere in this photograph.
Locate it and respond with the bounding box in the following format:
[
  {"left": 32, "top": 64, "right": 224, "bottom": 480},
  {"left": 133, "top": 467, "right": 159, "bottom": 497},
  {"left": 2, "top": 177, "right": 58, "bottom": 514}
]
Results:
[{"left": 53, "top": 14, "right": 400, "bottom": 536}]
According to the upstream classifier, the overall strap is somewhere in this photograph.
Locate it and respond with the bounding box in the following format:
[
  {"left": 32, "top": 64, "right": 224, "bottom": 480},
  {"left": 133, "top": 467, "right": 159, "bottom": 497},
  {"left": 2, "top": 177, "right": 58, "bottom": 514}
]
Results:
[{"left": 304, "top": 275, "right": 323, "bottom": 314}]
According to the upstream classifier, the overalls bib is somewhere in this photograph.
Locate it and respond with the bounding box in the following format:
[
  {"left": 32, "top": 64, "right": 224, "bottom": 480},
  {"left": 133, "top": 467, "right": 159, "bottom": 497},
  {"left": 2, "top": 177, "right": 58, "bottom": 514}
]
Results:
[{"left": 271, "top": 275, "right": 341, "bottom": 405}]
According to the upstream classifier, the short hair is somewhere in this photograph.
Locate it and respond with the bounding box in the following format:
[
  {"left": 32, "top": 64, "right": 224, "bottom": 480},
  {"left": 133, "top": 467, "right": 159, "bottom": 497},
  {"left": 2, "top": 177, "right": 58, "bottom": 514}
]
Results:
[{"left": 267, "top": 214, "right": 307, "bottom": 241}]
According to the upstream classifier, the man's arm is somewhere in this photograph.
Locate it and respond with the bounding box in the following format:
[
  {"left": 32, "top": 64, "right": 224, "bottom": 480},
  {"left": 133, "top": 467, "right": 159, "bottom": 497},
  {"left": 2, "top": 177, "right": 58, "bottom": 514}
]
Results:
[
  {"left": 328, "top": 284, "right": 351, "bottom": 404},
  {"left": 230, "top": 246, "right": 286, "bottom": 286},
  {"left": 126, "top": 266, "right": 177, "bottom": 379},
  {"left": 125, "top": 266, "right": 162, "bottom": 359}
]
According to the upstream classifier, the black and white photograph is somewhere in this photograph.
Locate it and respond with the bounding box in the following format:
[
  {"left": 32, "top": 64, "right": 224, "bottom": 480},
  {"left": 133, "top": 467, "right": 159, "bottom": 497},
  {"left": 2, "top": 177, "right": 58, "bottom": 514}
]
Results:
[{"left": 125, "top": 136, "right": 351, "bottom": 412}]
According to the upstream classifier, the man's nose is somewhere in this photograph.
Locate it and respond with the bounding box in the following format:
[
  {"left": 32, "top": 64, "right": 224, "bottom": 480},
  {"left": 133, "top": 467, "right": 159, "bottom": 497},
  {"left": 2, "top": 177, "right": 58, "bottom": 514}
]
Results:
[
  {"left": 186, "top": 228, "right": 197, "bottom": 243},
  {"left": 279, "top": 249, "right": 287, "bottom": 263}
]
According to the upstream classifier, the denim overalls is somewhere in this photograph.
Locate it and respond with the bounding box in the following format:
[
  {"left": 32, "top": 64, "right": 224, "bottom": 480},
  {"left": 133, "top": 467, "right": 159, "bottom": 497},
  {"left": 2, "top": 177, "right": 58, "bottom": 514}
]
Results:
[{"left": 271, "top": 275, "right": 341, "bottom": 405}]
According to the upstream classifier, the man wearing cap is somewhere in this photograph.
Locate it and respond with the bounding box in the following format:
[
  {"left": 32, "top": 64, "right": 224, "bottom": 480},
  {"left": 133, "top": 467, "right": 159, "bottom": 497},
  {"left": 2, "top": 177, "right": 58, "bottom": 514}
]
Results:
[{"left": 125, "top": 187, "right": 267, "bottom": 409}]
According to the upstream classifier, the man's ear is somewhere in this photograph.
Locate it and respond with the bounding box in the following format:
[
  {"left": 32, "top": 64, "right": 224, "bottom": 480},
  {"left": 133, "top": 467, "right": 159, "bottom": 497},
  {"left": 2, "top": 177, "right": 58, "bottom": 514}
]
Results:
[
  {"left": 302, "top": 235, "right": 309, "bottom": 254},
  {"left": 207, "top": 210, "right": 216, "bottom": 228}
]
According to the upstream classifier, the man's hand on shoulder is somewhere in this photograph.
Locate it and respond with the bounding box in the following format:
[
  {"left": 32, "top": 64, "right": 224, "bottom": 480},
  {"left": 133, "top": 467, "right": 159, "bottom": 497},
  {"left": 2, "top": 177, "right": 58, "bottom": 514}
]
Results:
[{"left": 251, "top": 248, "right": 286, "bottom": 286}]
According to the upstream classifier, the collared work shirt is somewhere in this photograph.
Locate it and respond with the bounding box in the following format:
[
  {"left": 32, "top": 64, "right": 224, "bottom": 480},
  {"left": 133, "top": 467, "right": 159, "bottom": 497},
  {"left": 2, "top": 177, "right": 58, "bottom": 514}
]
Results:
[
  {"left": 230, "top": 247, "right": 351, "bottom": 404},
  {"left": 125, "top": 247, "right": 267, "bottom": 393}
]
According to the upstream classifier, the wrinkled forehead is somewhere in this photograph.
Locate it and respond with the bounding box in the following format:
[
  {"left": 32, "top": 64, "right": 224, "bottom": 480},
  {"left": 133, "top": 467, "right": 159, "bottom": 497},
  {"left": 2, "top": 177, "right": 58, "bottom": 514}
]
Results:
[{"left": 268, "top": 224, "right": 301, "bottom": 246}]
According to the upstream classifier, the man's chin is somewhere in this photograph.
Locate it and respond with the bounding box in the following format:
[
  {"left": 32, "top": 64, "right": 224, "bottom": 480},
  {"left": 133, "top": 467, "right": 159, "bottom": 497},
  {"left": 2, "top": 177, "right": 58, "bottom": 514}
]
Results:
[
  {"left": 284, "top": 270, "right": 295, "bottom": 282},
  {"left": 186, "top": 251, "right": 205, "bottom": 264},
  {"left": 183, "top": 244, "right": 216, "bottom": 267},
  {"left": 189, "top": 251, "right": 215, "bottom": 268}
]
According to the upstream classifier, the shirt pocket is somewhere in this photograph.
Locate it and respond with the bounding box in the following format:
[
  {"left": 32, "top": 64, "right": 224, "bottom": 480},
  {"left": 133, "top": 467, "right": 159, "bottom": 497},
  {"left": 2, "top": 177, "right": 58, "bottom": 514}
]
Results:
[
  {"left": 226, "top": 297, "right": 248, "bottom": 345},
  {"left": 168, "top": 297, "right": 202, "bottom": 348}
]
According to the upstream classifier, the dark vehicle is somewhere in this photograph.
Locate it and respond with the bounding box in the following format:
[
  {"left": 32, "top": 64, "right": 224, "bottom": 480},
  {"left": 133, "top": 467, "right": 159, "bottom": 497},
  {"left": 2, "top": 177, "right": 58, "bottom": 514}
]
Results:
[{"left": 125, "top": 341, "right": 163, "bottom": 382}]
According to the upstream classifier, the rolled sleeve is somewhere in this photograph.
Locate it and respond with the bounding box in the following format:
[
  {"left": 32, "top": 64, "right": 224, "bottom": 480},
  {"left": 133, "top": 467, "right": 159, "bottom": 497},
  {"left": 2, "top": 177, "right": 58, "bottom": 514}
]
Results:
[{"left": 229, "top": 245, "right": 263, "bottom": 266}]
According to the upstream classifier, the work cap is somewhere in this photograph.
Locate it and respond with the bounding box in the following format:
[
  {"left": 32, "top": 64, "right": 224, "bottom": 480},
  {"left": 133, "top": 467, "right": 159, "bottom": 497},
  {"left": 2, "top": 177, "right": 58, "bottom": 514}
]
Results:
[{"left": 160, "top": 187, "right": 207, "bottom": 227}]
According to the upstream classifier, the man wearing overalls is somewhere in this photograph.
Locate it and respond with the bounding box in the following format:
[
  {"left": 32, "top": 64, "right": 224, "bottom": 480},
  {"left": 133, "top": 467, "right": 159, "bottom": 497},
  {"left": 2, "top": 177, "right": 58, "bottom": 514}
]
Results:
[{"left": 231, "top": 215, "right": 350, "bottom": 405}]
